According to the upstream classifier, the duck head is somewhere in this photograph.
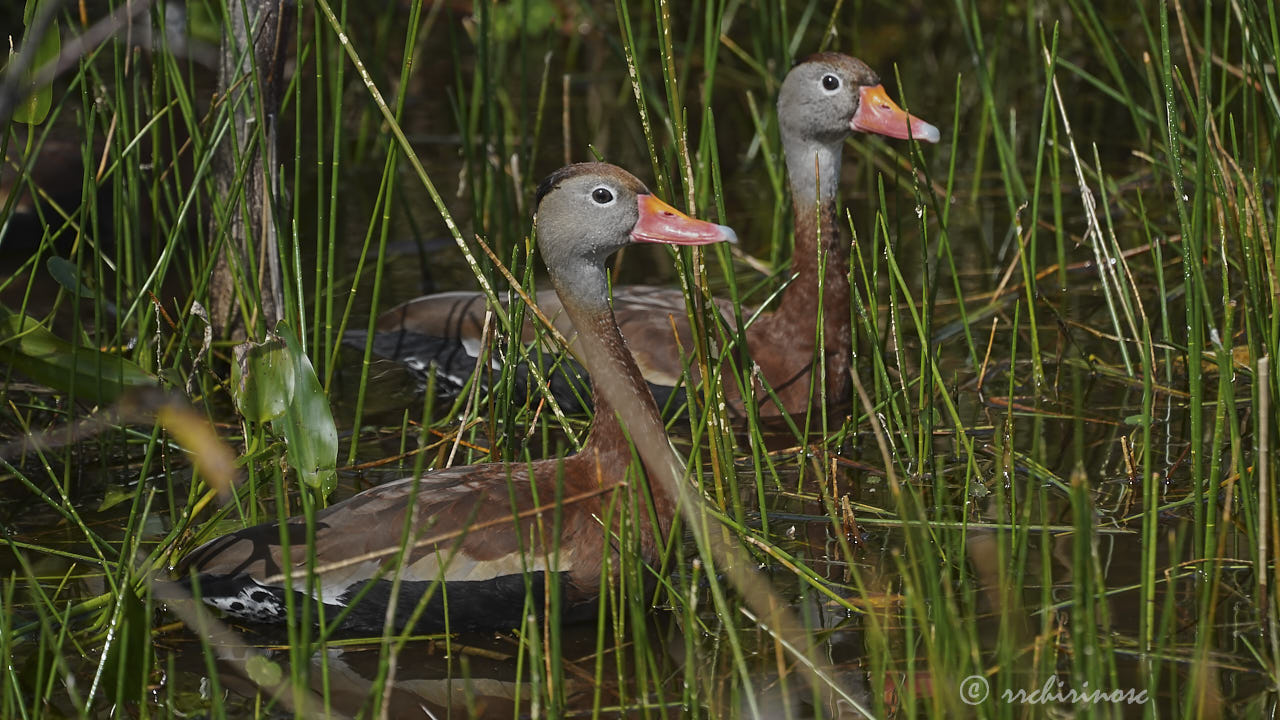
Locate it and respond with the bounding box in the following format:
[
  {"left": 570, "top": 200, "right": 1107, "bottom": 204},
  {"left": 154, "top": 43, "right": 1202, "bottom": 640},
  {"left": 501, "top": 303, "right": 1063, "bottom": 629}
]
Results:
[
  {"left": 778, "top": 52, "right": 940, "bottom": 146},
  {"left": 534, "top": 163, "right": 736, "bottom": 302}
]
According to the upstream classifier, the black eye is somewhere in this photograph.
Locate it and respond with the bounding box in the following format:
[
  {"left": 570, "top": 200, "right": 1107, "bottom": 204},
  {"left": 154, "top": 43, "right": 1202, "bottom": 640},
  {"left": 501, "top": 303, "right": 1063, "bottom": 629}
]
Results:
[
  {"left": 592, "top": 187, "right": 614, "bottom": 204},
  {"left": 822, "top": 74, "right": 840, "bottom": 91}
]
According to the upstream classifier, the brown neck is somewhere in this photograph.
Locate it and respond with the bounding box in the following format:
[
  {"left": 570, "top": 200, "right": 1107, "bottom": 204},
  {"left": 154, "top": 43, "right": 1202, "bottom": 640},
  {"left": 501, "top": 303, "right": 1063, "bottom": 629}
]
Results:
[
  {"left": 770, "top": 190, "right": 853, "bottom": 394},
  {"left": 579, "top": 390, "right": 639, "bottom": 465},
  {"left": 774, "top": 136, "right": 853, "bottom": 351},
  {"left": 777, "top": 192, "right": 849, "bottom": 324},
  {"left": 569, "top": 306, "right": 680, "bottom": 531}
]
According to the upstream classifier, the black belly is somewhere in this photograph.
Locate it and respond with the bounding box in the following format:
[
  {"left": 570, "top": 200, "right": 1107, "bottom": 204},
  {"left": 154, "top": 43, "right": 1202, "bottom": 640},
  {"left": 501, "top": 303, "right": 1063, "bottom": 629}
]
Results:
[{"left": 186, "top": 570, "right": 597, "bottom": 634}]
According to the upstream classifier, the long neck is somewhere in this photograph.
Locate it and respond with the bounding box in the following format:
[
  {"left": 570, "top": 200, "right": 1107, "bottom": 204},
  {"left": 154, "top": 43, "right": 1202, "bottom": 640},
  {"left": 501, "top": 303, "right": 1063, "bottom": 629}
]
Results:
[
  {"left": 777, "top": 139, "right": 852, "bottom": 357},
  {"left": 551, "top": 262, "right": 682, "bottom": 525}
]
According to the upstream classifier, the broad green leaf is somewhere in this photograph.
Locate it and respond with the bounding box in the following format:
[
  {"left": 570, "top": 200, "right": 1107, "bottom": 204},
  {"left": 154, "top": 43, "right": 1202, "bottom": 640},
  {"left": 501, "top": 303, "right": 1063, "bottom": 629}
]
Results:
[
  {"left": 231, "top": 335, "right": 293, "bottom": 423},
  {"left": 13, "top": 0, "right": 60, "bottom": 125},
  {"left": 271, "top": 322, "right": 337, "bottom": 494},
  {"left": 231, "top": 325, "right": 337, "bottom": 493},
  {"left": 97, "top": 485, "right": 136, "bottom": 512},
  {"left": 47, "top": 256, "right": 97, "bottom": 300},
  {"left": 0, "top": 305, "right": 155, "bottom": 404},
  {"left": 244, "top": 655, "right": 283, "bottom": 687}
]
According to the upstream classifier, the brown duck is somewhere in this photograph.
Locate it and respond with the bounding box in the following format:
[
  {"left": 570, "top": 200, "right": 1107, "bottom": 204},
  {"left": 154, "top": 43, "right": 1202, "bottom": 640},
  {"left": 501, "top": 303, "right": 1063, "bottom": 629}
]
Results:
[
  {"left": 181, "top": 163, "right": 737, "bottom": 633},
  {"left": 361, "top": 53, "right": 938, "bottom": 417}
]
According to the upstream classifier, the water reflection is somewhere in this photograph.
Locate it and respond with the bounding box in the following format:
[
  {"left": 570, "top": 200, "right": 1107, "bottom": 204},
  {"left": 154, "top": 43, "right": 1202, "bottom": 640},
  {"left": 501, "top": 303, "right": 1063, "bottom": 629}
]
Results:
[
  {"left": 209, "top": 638, "right": 539, "bottom": 718},
  {"left": 179, "top": 610, "right": 868, "bottom": 719}
]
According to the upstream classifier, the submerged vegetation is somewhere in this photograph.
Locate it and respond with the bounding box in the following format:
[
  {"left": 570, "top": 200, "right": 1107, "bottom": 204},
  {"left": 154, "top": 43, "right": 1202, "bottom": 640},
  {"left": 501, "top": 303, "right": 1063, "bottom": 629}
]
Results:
[{"left": 1, "top": 0, "right": 1278, "bottom": 717}]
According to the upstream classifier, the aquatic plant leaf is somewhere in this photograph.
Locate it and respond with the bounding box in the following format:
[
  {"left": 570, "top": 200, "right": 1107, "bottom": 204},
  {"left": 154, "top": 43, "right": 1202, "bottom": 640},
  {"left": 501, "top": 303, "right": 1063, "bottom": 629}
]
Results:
[
  {"left": 97, "top": 485, "right": 135, "bottom": 512},
  {"left": 244, "top": 655, "right": 283, "bottom": 687},
  {"left": 270, "top": 322, "right": 338, "bottom": 494},
  {"left": 231, "top": 335, "right": 293, "bottom": 423},
  {"left": 231, "top": 326, "right": 337, "bottom": 494},
  {"left": 46, "top": 256, "right": 98, "bottom": 301},
  {"left": 0, "top": 305, "right": 155, "bottom": 404},
  {"left": 12, "top": 0, "right": 60, "bottom": 125}
]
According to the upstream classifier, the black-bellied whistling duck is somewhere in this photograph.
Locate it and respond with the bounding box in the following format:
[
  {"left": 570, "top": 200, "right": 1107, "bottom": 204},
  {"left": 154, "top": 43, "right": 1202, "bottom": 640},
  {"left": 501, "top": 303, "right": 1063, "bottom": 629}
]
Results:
[
  {"left": 362, "top": 53, "right": 938, "bottom": 416},
  {"left": 180, "top": 163, "right": 736, "bottom": 633}
]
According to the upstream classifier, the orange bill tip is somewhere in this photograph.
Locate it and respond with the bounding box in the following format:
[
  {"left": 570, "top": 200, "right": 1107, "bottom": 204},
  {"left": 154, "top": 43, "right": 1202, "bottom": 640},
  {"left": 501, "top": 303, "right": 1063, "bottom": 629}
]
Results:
[
  {"left": 852, "top": 85, "right": 940, "bottom": 143},
  {"left": 632, "top": 195, "right": 738, "bottom": 246}
]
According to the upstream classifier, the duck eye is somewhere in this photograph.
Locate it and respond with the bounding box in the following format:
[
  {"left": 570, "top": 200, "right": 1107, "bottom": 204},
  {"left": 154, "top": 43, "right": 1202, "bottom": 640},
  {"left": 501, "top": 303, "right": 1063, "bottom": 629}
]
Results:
[
  {"left": 821, "top": 74, "right": 840, "bottom": 92},
  {"left": 591, "top": 187, "right": 615, "bottom": 204}
]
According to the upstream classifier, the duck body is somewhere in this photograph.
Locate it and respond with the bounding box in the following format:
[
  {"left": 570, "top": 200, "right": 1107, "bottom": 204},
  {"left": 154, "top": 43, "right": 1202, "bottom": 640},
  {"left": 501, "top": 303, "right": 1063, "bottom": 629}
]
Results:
[
  {"left": 181, "top": 164, "right": 736, "bottom": 633},
  {"left": 359, "top": 284, "right": 722, "bottom": 413},
  {"left": 353, "top": 53, "right": 937, "bottom": 418},
  {"left": 184, "top": 442, "right": 637, "bottom": 633}
]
